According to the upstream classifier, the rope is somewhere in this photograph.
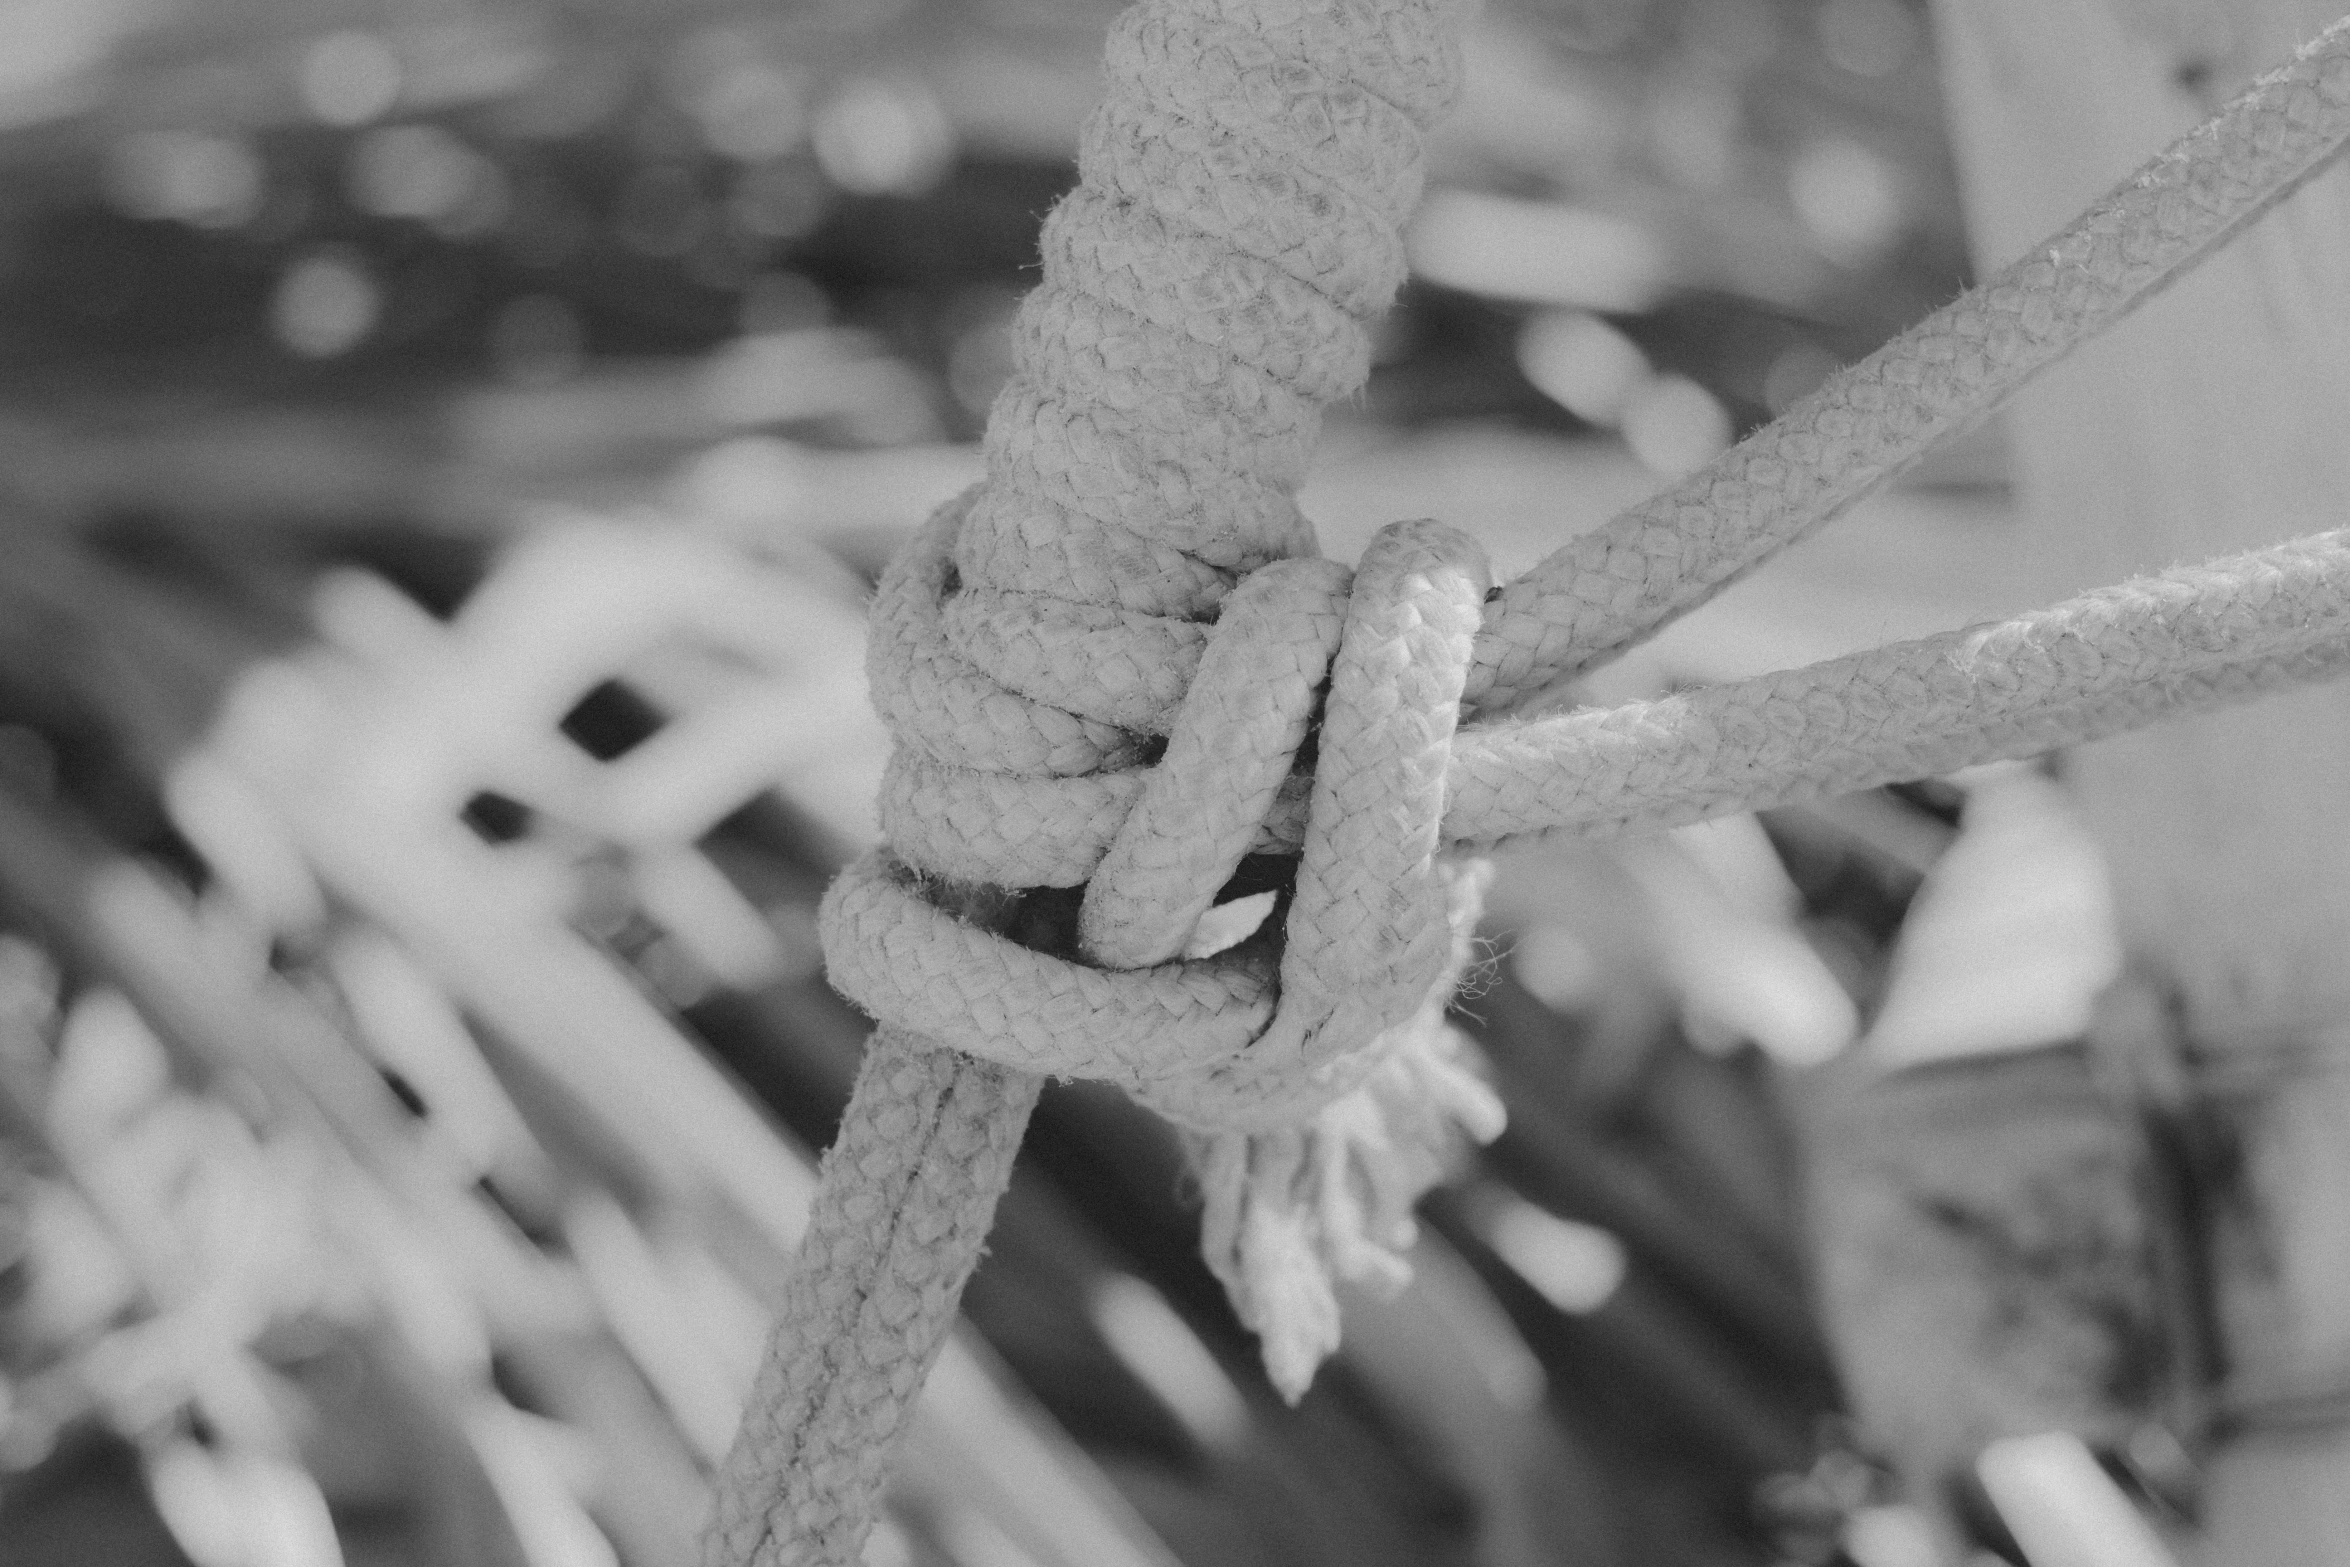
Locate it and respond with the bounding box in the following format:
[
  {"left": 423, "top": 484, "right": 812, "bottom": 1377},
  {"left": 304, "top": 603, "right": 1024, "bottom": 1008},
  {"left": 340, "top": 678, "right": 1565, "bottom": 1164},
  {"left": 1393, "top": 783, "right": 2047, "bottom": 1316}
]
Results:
[
  {"left": 1448, "top": 529, "right": 2350, "bottom": 847},
  {"left": 1468, "top": 27, "right": 2350, "bottom": 712},
  {"left": 707, "top": 8, "right": 2350, "bottom": 1564},
  {"left": 709, "top": 3, "right": 1476, "bottom": 1561}
]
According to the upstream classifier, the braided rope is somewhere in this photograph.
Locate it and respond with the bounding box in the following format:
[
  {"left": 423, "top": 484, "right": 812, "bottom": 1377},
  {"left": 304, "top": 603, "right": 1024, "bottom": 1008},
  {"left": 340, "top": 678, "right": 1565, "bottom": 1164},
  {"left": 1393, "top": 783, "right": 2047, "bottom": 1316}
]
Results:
[
  {"left": 1467, "top": 25, "right": 2350, "bottom": 713},
  {"left": 1449, "top": 529, "right": 2350, "bottom": 846},
  {"left": 708, "top": 9, "right": 2350, "bottom": 1565},
  {"left": 710, "top": 4, "right": 1480, "bottom": 1562},
  {"left": 707, "top": 1033, "right": 1035, "bottom": 1564}
]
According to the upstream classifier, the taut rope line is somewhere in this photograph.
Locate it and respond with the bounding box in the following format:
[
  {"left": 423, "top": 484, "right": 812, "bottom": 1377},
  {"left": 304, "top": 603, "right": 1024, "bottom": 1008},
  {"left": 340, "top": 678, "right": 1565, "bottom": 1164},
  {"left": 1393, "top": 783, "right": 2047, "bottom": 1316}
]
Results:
[{"left": 708, "top": 4, "right": 2350, "bottom": 1562}]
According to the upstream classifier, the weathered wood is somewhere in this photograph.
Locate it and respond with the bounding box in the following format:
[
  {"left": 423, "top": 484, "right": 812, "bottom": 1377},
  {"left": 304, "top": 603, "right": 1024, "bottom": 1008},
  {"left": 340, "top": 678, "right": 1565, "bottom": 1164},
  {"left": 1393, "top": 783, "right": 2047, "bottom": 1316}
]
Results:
[{"left": 1930, "top": 2, "right": 2350, "bottom": 1559}]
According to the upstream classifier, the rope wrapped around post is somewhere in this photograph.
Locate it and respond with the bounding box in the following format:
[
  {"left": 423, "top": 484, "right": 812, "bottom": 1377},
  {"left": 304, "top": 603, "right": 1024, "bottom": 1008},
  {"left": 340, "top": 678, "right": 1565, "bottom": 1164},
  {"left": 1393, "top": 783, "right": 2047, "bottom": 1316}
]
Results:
[{"left": 708, "top": 6, "right": 2350, "bottom": 1563}]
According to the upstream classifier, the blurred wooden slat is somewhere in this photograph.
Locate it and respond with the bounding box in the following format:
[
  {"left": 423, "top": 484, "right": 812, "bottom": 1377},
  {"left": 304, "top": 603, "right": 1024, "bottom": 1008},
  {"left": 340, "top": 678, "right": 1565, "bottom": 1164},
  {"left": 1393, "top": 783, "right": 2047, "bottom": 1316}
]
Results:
[{"left": 1915, "top": 4, "right": 2350, "bottom": 1561}]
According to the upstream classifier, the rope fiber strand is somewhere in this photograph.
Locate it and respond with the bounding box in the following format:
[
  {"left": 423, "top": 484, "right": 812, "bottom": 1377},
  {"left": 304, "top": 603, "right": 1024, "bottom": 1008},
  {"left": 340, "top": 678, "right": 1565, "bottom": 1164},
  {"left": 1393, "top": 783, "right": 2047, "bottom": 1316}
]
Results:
[{"left": 706, "top": 7, "right": 2350, "bottom": 1564}]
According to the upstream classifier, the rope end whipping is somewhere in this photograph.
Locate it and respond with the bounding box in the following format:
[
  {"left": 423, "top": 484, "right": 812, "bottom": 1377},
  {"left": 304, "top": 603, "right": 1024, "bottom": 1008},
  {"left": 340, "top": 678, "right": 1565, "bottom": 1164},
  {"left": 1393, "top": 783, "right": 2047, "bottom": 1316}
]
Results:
[{"left": 1192, "top": 857, "right": 1503, "bottom": 1402}]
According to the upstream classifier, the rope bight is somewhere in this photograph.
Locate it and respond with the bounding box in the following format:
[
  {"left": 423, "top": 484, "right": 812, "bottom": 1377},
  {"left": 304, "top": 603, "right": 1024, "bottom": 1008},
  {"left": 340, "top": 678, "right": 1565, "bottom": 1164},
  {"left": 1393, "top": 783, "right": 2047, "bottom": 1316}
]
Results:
[{"left": 707, "top": 2, "right": 2350, "bottom": 1561}]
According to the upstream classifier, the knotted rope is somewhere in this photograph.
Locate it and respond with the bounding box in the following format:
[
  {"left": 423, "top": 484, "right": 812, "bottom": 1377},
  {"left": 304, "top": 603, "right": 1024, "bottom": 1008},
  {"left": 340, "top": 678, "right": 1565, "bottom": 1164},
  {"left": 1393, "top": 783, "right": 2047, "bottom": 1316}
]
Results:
[
  {"left": 837, "top": 504, "right": 1505, "bottom": 1373},
  {"left": 708, "top": 6, "right": 2350, "bottom": 1563}
]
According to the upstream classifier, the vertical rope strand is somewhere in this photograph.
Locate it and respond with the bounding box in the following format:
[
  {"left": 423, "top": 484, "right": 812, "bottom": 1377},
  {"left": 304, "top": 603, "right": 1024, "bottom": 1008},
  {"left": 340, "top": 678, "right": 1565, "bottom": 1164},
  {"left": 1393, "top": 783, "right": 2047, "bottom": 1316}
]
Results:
[
  {"left": 708, "top": 13, "right": 2350, "bottom": 1566},
  {"left": 707, "top": 1, "right": 1466, "bottom": 1560}
]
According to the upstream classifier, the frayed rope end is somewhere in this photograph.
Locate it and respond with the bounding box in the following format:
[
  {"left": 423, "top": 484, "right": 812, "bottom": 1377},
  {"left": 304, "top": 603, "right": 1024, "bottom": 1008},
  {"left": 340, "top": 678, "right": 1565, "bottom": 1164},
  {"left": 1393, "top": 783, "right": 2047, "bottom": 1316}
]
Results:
[
  {"left": 1189, "top": 1017, "right": 1505, "bottom": 1402},
  {"left": 1189, "top": 860, "right": 1506, "bottom": 1403}
]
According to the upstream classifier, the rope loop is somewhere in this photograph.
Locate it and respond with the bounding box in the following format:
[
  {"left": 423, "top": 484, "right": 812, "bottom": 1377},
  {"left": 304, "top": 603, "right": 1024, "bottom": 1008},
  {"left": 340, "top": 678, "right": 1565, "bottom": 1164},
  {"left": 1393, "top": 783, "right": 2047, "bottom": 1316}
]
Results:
[{"left": 823, "top": 498, "right": 1504, "bottom": 1396}]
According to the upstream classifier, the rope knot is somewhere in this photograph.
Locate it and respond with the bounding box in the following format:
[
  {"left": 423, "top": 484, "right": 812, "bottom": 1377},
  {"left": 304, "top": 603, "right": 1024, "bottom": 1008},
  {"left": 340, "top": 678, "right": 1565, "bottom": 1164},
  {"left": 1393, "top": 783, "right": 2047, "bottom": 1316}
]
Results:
[{"left": 822, "top": 493, "right": 1505, "bottom": 1397}]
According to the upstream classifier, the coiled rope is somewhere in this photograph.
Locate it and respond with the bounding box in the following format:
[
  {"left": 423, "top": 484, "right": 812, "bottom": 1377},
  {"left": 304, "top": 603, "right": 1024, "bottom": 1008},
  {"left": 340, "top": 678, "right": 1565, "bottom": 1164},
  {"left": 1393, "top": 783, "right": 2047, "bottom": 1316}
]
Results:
[{"left": 707, "top": 5, "right": 2350, "bottom": 1563}]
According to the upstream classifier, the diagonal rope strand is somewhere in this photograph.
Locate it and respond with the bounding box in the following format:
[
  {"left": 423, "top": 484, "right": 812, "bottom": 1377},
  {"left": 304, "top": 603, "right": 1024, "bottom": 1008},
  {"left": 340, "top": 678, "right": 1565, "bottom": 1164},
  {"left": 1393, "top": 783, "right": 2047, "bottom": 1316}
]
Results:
[
  {"left": 1448, "top": 529, "right": 2350, "bottom": 848},
  {"left": 1465, "top": 14, "right": 2350, "bottom": 717},
  {"left": 864, "top": 16, "right": 2350, "bottom": 913}
]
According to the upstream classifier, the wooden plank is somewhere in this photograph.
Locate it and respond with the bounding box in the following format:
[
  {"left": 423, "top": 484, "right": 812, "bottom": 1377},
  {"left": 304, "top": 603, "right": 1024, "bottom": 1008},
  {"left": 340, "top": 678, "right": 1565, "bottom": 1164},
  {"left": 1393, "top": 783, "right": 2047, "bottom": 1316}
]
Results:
[{"left": 1928, "top": 3, "right": 2350, "bottom": 1560}]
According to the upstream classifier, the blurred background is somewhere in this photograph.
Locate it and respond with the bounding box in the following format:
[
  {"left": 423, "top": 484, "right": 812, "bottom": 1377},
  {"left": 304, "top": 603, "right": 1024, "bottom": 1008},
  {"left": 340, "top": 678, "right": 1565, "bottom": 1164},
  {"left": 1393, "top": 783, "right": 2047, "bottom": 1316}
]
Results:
[{"left": 0, "top": 2, "right": 2133, "bottom": 1565}]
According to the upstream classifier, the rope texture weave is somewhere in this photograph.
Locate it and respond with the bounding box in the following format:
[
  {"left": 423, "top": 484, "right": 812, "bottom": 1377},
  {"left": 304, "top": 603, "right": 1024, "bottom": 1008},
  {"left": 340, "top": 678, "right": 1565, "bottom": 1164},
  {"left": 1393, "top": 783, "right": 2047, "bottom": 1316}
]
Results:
[
  {"left": 709, "top": 9, "right": 2350, "bottom": 1565},
  {"left": 713, "top": 3, "right": 1491, "bottom": 1562},
  {"left": 1466, "top": 29, "right": 2350, "bottom": 711}
]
